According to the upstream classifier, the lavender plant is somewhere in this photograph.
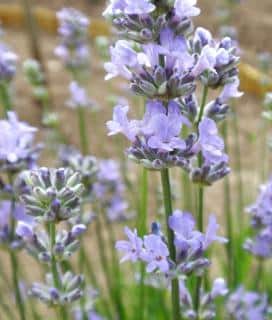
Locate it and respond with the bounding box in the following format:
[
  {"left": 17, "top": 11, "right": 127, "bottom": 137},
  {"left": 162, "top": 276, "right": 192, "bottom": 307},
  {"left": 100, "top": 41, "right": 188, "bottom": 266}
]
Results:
[
  {"left": 16, "top": 167, "right": 86, "bottom": 319},
  {"left": 0, "top": 112, "right": 41, "bottom": 320},
  {"left": 56, "top": 8, "right": 94, "bottom": 155},
  {"left": 104, "top": 0, "right": 242, "bottom": 318}
]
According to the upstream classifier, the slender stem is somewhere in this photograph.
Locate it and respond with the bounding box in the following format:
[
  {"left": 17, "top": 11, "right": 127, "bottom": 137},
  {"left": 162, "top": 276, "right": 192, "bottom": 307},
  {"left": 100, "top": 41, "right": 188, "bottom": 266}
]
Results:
[
  {"left": 10, "top": 251, "right": 26, "bottom": 320},
  {"left": 254, "top": 259, "right": 264, "bottom": 291},
  {"left": 194, "top": 85, "right": 208, "bottom": 316},
  {"left": 137, "top": 167, "right": 148, "bottom": 320},
  {"left": 49, "top": 223, "right": 67, "bottom": 320},
  {"left": 232, "top": 111, "right": 244, "bottom": 228},
  {"left": 77, "top": 106, "right": 89, "bottom": 155},
  {"left": 0, "top": 81, "right": 12, "bottom": 116},
  {"left": 8, "top": 179, "right": 26, "bottom": 320},
  {"left": 160, "top": 169, "right": 181, "bottom": 320},
  {"left": 196, "top": 86, "right": 209, "bottom": 127}
]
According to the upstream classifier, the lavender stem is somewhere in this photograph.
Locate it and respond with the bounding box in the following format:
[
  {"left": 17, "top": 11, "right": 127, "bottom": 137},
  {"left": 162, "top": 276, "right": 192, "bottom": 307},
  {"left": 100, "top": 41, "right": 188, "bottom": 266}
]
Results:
[{"left": 160, "top": 168, "right": 181, "bottom": 320}]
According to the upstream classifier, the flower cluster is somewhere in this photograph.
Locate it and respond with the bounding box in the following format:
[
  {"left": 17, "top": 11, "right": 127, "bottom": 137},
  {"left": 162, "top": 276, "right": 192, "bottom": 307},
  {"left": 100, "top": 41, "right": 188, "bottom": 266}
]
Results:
[
  {"left": 0, "top": 112, "right": 41, "bottom": 173},
  {"left": 116, "top": 210, "right": 227, "bottom": 277},
  {"left": 245, "top": 178, "right": 272, "bottom": 258},
  {"left": 105, "top": 0, "right": 242, "bottom": 184},
  {"left": 107, "top": 100, "right": 229, "bottom": 184},
  {"left": 226, "top": 287, "right": 272, "bottom": 319},
  {"left": 179, "top": 278, "right": 228, "bottom": 319},
  {"left": 17, "top": 220, "right": 86, "bottom": 263},
  {"left": 18, "top": 167, "right": 84, "bottom": 222},
  {"left": 17, "top": 166, "right": 86, "bottom": 306},
  {"left": 29, "top": 272, "right": 84, "bottom": 306},
  {"left": 55, "top": 8, "right": 90, "bottom": 72}
]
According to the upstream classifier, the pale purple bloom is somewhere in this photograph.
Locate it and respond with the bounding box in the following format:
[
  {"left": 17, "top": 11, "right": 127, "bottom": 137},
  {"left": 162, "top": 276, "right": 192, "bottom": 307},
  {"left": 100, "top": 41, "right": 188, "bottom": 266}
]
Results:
[
  {"left": 174, "top": 0, "right": 201, "bottom": 19},
  {"left": 198, "top": 117, "right": 228, "bottom": 165},
  {"left": 0, "top": 44, "right": 17, "bottom": 82},
  {"left": 16, "top": 221, "right": 34, "bottom": 241},
  {"left": 247, "top": 178, "right": 272, "bottom": 228},
  {"left": 227, "top": 287, "right": 271, "bottom": 320},
  {"left": 57, "top": 8, "right": 89, "bottom": 41},
  {"left": 103, "top": 0, "right": 155, "bottom": 16},
  {"left": 56, "top": 8, "right": 90, "bottom": 70},
  {"left": 0, "top": 112, "right": 40, "bottom": 171},
  {"left": 169, "top": 210, "right": 226, "bottom": 270},
  {"left": 67, "top": 81, "right": 94, "bottom": 109},
  {"left": 203, "top": 215, "right": 228, "bottom": 249},
  {"left": 191, "top": 45, "right": 216, "bottom": 77},
  {"left": 244, "top": 227, "right": 272, "bottom": 258},
  {"left": 116, "top": 227, "right": 143, "bottom": 263},
  {"left": 219, "top": 77, "right": 243, "bottom": 103},
  {"left": 141, "top": 234, "right": 170, "bottom": 273},
  {"left": 107, "top": 104, "right": 140, "bottom": 141},
  {"left": 104, "top": 40, "right": 138, "bottom": 80},
  {"left": 210, "top": 278, "right": 228, "bottom": 298}
]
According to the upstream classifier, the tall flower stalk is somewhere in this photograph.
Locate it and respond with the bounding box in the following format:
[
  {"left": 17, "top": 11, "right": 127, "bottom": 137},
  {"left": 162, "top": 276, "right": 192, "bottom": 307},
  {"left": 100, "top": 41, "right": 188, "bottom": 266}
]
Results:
[
  {"left": 104, "top": 0, "right": 242, "bottom": 318},
  {"left": 17, "top": 167, "right": 86, "bottom": 319}
]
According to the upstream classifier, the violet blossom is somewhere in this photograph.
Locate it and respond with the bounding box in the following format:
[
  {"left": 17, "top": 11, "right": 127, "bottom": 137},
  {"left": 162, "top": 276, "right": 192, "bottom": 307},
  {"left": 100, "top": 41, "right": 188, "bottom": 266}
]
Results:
[{"left": 0, "top": 112, "right": 41, "bottom": 173}]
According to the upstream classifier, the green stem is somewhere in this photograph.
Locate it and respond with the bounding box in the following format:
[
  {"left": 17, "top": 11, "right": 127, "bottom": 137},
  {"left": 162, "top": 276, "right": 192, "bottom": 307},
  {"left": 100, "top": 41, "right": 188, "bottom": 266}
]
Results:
[
  {"left": 137, "top": 167, "right": 148, "bottom": 320},
  {"left": 10, "top": 251, "right": 26, "bottom": 320},
  {"left": 254, "top": 259, "right": 264, "bottom": 291},
  {"left": 49, "top": 223, "right": 67, "bottom": 320},
  {"left": 8, "top": 182, "right": 26, "bottom": 320},
  {"left": 196, "top": 86, "right": 209, "bottom": 127},
  {"left": 95, "top": 210, "right": 124, "bottom": 318},
  {"left": 232, "top": 112, "right": 244, "bottom": 228},
  {"left": 194, "top": 85, "right": 208, "bottom": 316},
  {"left": 160, "top": 169, "right": 181, "bottom": 320},
  {"left": 77, "top": 106, "right": 89, "bottom": 155},
  {"left": 222, "top": 121, "right": 234, "bottom": 288},
  {"left": 0, "top": 81, "right": 12, "bottom": 116}
]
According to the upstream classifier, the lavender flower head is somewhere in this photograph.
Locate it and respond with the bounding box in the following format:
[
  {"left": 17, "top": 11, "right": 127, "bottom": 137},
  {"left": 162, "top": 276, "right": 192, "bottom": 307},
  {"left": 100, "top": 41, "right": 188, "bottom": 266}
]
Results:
[
  {"left": 55, "top": 8, "right": 90, "bottom": 71},
  {"left": 226, "top": 287, "right": 272, "bottom": 320},
  {"left": 244, "top": 178, "right": 272, "bottom": 258},
  {"left": 18, "top": 167, "right": 84, "bottom": 222},
  {"left": 179, "top": 277, "right": 228, "bottom": 319},
  {"left": 0, "top": 43, "right": 17, "bottom": 82},
  {"left": 116, "top": 210, "right": 227, "bottom": 276},
  {"left": 67, "top": 81, "right": 95, "bottom": 110},
  {"left": 0, "top": 112, "right": 41, "bottom": 173}
]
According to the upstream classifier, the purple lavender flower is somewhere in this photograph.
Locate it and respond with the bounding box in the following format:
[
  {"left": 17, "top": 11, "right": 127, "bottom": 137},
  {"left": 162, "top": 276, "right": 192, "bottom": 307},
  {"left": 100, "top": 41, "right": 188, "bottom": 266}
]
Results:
[
  {"left": 174, "top": 0, "right": 201, "bottom": 19},
  {"left": 244, "top": 227, "right": 272, "bottom": 258},
  {"left": 198, "top": 117, "right": 228, "bottom": 165},
  {"left": 169, "top": 210, "right": 227, "bottom": 274},
  {"left": 0, "top": 112, "right": 40, "bottom": 172},
  {"left": 140, "top": 234, "right": 170, "bottom": 273},
  {"left": 67, "top": 81, "right": 95, "bottom": 109},
  {"left": 0, "top": 43, "right": 17, "bottom": 82},
  {"left": 103, "top": 0, "right": 155, "bottom": 16},
  {"left": 116, "top": 227, "right": 143, "bottom": 262},
  {"left": 226, "top": 287, "right": 271, "bottom": 320},
  {"left": 0, "top": 201, "right": 34, "bottom": 248},
  {"left": 246, "top": 178, "right": 272, "bottom": 228},
  {"left": 55, "top": 8, "right": 90, "bottom": 71},
  {"left": 179, "top": 277, "right": 228, "bottom": 318},
  {"left": 107, "top": 100, "right": 195, "bottom": 170}
]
